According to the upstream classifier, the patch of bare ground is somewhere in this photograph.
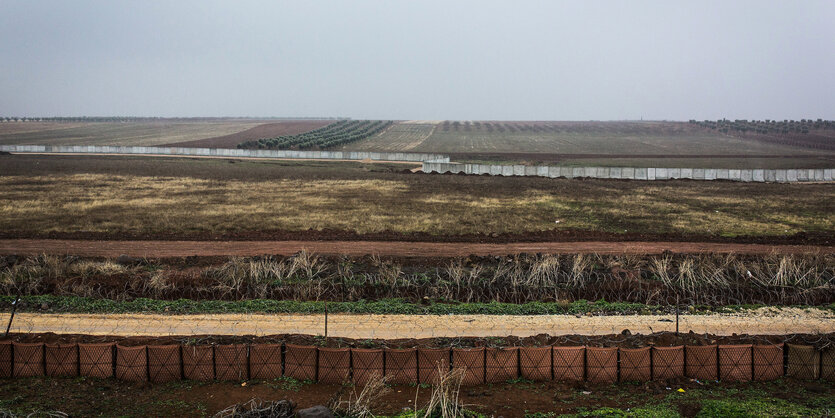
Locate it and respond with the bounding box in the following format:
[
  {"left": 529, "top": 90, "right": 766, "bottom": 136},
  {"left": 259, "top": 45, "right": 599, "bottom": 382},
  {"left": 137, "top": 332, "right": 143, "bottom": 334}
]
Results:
[
  {"left": 0, "top": 239, "right": 832, "bottom": 258},
  {"left": 4, "top": 309, "right": 834, "bottom": 339},
  {"left": 0, "top": 370, "right": 830, "bottom": 417}
]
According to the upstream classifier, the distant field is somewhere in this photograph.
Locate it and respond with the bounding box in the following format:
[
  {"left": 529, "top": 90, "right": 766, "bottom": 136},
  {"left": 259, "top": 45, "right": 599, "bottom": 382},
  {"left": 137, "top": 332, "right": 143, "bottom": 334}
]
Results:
[
  {"left": 164, "top": 120, "right": 333, "bottom": 148},
  {"left": 3, "top": 120, "right": 833, "bottom": 168},
  {"left": 346, "top": 121, "right": 827, "bottom": 157},
  {"left": 0, "top": 120, "right": 268, "bottom": 146},
  {"left": 334, "top": 122, "right": 436, "bottom": 151}
]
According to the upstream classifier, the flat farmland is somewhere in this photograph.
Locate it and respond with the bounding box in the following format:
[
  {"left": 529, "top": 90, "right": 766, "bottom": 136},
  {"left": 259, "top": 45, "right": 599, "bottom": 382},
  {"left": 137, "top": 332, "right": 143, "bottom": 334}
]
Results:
[
  {"left": 0, "top": 120, "right": 267, "bottom": 146},
  {"left": 0, "top": 154, "right": 832, "bottom": 242},
  {"left": 346, "top": 121, "right": 832, "bottom": 160},
  {"left": 422, "top": 121, "right": 822, "bottom": 155},
  {"left": 163, "top": 120, "right": 334, "bottom": 148},
  {"left": 336, "top": 121, "right": 437, "bottom": 151}
]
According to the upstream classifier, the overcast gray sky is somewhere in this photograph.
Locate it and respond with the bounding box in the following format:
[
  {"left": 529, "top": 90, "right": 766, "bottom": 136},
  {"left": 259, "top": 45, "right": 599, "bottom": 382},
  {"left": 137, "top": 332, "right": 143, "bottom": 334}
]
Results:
[{"left": 1, "top": 0, "right": 833, "bottom": 120}]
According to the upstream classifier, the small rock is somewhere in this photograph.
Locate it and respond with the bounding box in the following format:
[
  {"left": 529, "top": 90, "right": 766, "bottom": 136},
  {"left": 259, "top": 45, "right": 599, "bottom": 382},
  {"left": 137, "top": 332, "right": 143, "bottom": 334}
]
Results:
[
  {"left": 621, "top": 329, "right": 631, "bottom": 336},
  {"left": 295, "top": 405, "right": 334, "bottom": 418},
  {"left": 40, "top": 303, "right": 49, "bottom": 310}
]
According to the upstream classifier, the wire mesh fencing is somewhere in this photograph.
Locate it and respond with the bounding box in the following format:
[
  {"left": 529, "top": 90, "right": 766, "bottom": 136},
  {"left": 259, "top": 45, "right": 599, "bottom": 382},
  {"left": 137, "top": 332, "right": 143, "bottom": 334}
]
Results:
[{"left": 0, "top": 339, "right": 832, "bottom": 385}]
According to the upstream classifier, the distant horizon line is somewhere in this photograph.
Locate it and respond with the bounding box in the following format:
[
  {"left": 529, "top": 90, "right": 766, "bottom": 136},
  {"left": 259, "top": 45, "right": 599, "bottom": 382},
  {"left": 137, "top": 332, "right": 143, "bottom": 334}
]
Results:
[{"left": 3, "top": 116, "right": 831, "bottom": 122}]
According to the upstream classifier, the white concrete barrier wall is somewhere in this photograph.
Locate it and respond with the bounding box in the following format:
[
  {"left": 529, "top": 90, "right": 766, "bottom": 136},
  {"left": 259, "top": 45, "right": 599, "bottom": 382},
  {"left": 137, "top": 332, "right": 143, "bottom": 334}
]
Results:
[
  {"left": 0, "top": 145, "right": 448, "bottom": 163},
  {"left": 1, "top": 145, "right": 830, "bottom": 182},
  {"left": 418, "top": 162, "right": 835, "bottom": 183}
]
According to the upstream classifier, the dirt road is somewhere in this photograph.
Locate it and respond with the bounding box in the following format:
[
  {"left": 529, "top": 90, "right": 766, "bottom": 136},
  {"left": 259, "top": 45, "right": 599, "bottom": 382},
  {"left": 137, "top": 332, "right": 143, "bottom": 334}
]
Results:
[
  {"left": 0, "top": 239, "right": 831, "bottom": 257},
  {"left": 4, "top": 309, "right": 832, "bottom": 338}
]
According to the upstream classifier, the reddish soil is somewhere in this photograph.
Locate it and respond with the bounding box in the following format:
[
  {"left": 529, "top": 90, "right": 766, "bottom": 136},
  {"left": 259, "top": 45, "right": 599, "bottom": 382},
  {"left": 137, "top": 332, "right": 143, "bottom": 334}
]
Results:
[
  {"left": 0, "top": 229, "right": 831, "bottom": 246},
  {"left": 163, "top": 121, "right": 333, "bottom": 148},
  {"left": 2, "top": 373, "right": 829, "bottom": 417},
  {"left": 6, "top": 331, "right": 834, "bottom": 350},
  {"left": 0, "top": 239, "right": 832, "bottom": 258}
]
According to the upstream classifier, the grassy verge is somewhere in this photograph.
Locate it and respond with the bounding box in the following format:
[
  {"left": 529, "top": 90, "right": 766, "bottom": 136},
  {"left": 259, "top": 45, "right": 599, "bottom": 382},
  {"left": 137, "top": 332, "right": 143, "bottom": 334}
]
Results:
[
  {"left": 3, "top": 253, "right": 833, "bottom": 307},
  {"left": 4, "top": 295, "right": 834, "bottom": 316},
  {"left": 2, "top": 295, "right": 654, "bottom": 315},
  {"left": 555, "top": 381, "right": 835, "bottom": 418},
  {"left": 0, "top": 375, "right": 831, "bottom": 417}
]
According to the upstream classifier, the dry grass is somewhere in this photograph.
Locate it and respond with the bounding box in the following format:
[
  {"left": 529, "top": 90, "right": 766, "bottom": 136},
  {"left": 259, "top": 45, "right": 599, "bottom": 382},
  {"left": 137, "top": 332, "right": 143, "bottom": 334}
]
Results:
[
  {"left": 0, "top": 173, "right": 832, "bottom": 238},
  {"left": 419, "top": 367, "right": 469, "bottom": 418},
  {"left": 328, "top": 373, "right": 391, "bottom": 418},
  {"left": 0, "top": 255, "right": 134, "bottom": 296},
  {"left": 2, "top": 253, "right": 832, "bottom": 306}
]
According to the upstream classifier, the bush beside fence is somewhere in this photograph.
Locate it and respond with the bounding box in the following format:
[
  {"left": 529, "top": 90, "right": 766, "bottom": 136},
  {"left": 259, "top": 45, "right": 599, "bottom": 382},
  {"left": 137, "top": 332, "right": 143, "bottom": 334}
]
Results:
[{"left": 0, "top": 341, "right": 831, "bottom": 385}]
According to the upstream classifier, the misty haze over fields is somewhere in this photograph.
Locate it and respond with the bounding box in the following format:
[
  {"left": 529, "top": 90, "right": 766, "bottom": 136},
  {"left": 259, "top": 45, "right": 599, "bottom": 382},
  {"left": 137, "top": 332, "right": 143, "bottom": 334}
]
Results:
[{"left": 1, "top": 0, "right": 834, "bottom": 120}]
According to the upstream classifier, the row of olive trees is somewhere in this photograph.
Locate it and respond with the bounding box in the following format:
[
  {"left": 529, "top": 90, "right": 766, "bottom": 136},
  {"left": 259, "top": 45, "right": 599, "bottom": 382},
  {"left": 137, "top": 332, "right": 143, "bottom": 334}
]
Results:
[{"left": 239, "top": 120, "right": 393, "bottom": 150}]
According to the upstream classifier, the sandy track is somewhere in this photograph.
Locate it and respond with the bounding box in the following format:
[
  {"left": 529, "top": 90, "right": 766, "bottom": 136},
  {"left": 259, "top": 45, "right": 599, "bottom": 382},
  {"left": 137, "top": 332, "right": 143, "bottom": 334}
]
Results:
[
  {"left": 0, "top": 239, "right": 832, "bottom": 258},
  {"left": 4, "top": 309, "right": 832, "bottom": 338}
]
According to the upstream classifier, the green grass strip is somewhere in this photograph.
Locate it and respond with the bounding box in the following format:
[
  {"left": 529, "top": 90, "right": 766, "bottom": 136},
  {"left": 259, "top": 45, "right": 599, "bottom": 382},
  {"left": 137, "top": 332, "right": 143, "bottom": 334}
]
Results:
[
  {"left": 2, "top": 295, "right": 655, "bottom": 315},
  {"left": 3, "top": 295, "right": 833, "bottom": 316}
]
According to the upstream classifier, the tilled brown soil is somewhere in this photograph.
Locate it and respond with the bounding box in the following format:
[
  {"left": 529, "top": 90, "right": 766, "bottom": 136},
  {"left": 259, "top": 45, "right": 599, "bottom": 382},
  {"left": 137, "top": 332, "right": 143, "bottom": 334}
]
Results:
[
  {"left": 1, "top": 229, "right": 832, "bottom": 246},
  {"left": 1, "top": 239, "right": 831, "bottom": 258},
  {"left": 162, "top": 120, "right": 333, "bottom": 148}
]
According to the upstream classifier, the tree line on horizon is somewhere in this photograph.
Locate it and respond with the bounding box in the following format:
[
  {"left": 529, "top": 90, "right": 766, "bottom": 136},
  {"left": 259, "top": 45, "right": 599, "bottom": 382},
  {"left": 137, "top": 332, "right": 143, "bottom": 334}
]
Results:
[{"left": 690, "top": 118, "right": 834, "bottom": 135}]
